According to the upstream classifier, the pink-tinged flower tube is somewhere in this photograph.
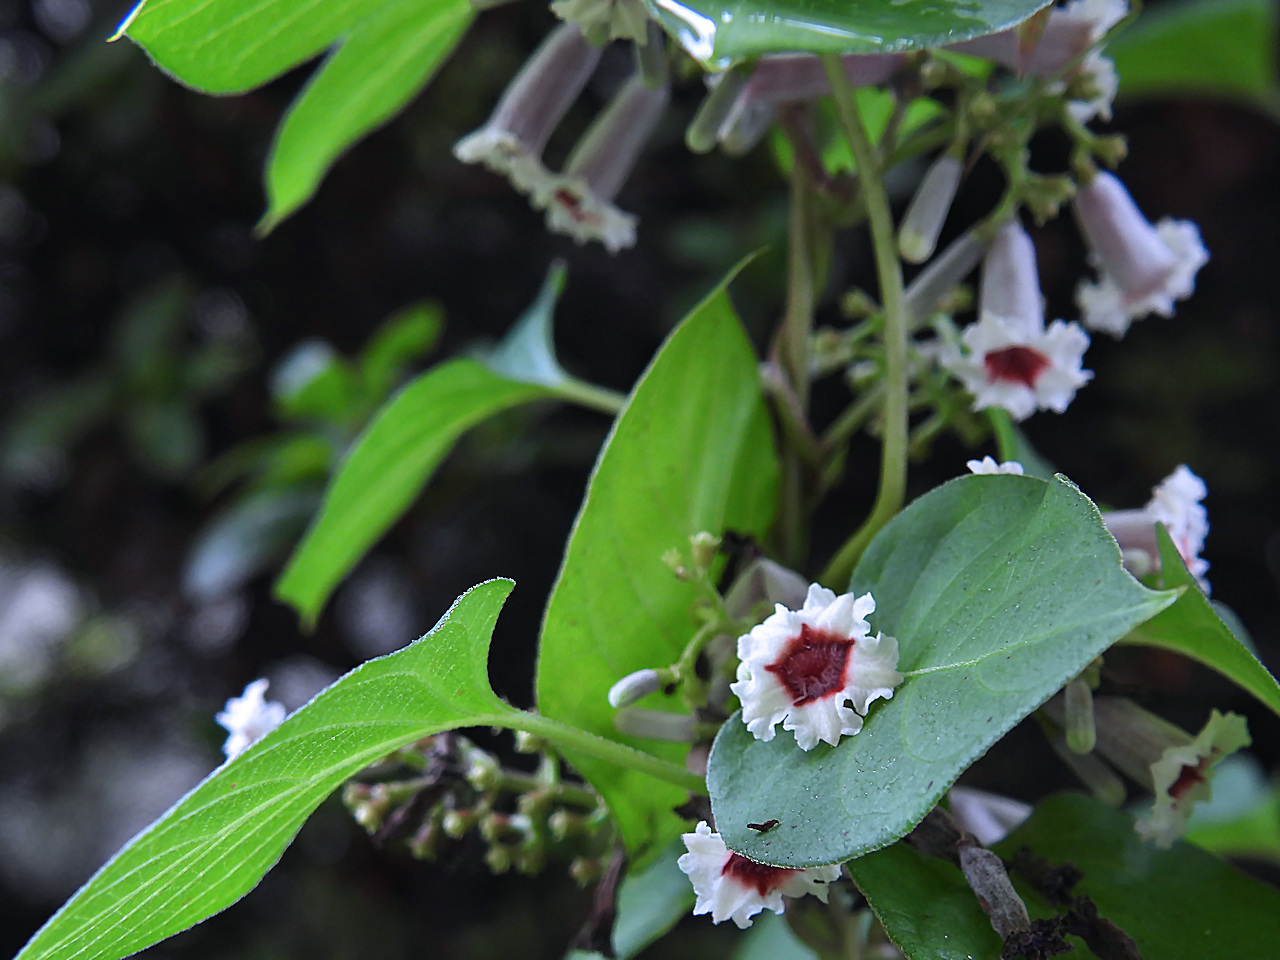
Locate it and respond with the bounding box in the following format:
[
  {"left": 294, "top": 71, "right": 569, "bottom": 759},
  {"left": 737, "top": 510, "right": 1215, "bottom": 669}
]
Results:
[
  {"left": 1138, "top": 709, "right": 1251, "bottom": 848},
  {"left": 1105, "top": 464, "right": 1209, "bottom": 588},
  {"left": 453, "top": 24, "right": 602, "bottom": 197},
  {"left": 539, "top": 74, "right": 669, "bottom": 253},
  {"left": 215, "top": 678, "right": 286, "bottom": 759},
  {"left": 678, "top": 821, "right": 841, "bottom": 928},
  {"left": 940, "top": 221, "right": 1092, "bottom": 421},
  {"left": 1073, "top": 170, "right": 1209, "bottom": 336},
  {"left": 730, "top": 584, "right": 902, "bottom": 751},
  {"left": 966, "top": 456, "right": 1025, "bottom": 476}
]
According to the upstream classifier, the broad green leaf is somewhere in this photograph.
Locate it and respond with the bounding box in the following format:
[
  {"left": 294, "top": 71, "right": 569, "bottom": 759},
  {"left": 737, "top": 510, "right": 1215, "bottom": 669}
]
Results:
[
  {"left": 847, "top": 841, "right": 1002, "bottom": 960},
  {"left": 359, "top": 303, "right": 443, "bottom": 400},
  {"left": 276, "top": 359, "right": 552, "bottom": 626},
  {"left": 261, "top": 0, "right": 473, "bottom": 230},
  {"left": 118, "top": 0, "right": 384, "bottom": 94},
  {"left": 484, "top": 261, "right": 570, "bottom": 389},
  {"left": 709, "top": 475, "right": 1174, "bottom": 867},
  {"left": 1110, "top": 0, "right": 1280, "bottom": 112},
  {"left": 1124, "top": 525, "right": 1280, "bottom": 718},
  {"left": 998, "top": 793, "right": 1280, "bottom": 958},
  {"left": 537, "top": 268, "right": 780, "bottom": 863},
  {"left": 16, "top": 580, "right": 525, "bottom": 960},
  {"left": 648, "top": 0, "right": 1053, "bottom": 68},
  {"left": 852, "top": 793, "right": 1280, "bottom": 960}
]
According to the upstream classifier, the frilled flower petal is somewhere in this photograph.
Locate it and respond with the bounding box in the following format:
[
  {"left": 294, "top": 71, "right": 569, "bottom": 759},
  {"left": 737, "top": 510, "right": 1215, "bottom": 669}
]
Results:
[
  {"left": 550, "top": 0, "right": 651, "bottom": 44},
  {"left": 1073, "top": 171, "right": 1209, "bottom": 336},
  {"left": 941, "top": 313, "right": 1093, "bottom": 421},
  {"left": 1066, "top": 49, "right": 1119, "bottom": 123},
  {"left": 966, "top": 456, "right": 1025, "bottom": 476},
  {"left": 215, "top": 678, "right": 286, "bottom": 760},
  {"left": 1138, "top": 710, "right": 1251, "bottom": 848},
  {"left": 678, "top": 821, "right": 841, "bottom": 928},
  {"left": 731, "top": 583, "right": 902, "bottom": 751},
  {"left": 1104, "top": 464, "right": 1209, "bottom": 588}
]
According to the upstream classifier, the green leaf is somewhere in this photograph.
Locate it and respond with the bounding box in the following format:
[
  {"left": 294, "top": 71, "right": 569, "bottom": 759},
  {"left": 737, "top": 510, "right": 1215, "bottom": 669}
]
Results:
[
  {"left": 358, "top": 303, "right": 444, "bottom": 401},
  {"left": 853, "top": 793, "right": 1280, "bottom": 960},
  {"left": 847, "top": 841, "right": 1002, "bottom": 960},
  {"left": 271, "top": 339, "right": 362, "bottom": 425},
  {"left": 536, "top": 268, "right": 780, "bottom": 863},
  {"left": 276, "top": 359, "right": 552, "bottom": 626},
  {"left": 709, "top": 475, "right": 1174, "bottom": 868},
  {"left": 16, "top": 579, "right": 525, "bottom": 960},
  {"left": 483, "top": 261, "right": 570, "bottom": 389},
  {"left": 261, "top": 0, "right": 473, "bottom": 230},
  {"left": 647, "top": 0, "right": 1053, "bottom": 68},
  {"left": 732, "top": 911, "right": 821, "bottom": 960},
  {"left": 997, "top": 793, "right": 1280, "bottom": 958},
  {"left": 1124, "top": 524, "right": 1280, "bottom": 718},
  {"left": 1110, "top": 0, "right": 1280, "bottom": 112}
]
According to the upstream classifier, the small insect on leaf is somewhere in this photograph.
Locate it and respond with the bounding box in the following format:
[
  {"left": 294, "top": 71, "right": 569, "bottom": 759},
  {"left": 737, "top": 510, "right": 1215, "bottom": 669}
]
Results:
[{"left": 747, "top": 819, "right": 779, "bottom": 833}]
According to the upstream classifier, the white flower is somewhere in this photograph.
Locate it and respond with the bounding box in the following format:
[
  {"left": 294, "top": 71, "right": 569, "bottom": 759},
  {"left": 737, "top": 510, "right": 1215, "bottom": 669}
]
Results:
[
  {"left": 942, "top": 314, "right": 1093, "bottom": 422},
  {"left": 1073, "top": 170, "right": 1209, "bottom": 336},
  {"left": 215, "top": 678, "right": 286, "bottom": 759},
  {"left": 1066, "top": 49, "right": 1119, "bottom": 123},
  {"left": 453, "top": 24, "right": 601, "bottom": 198},
  {"left": 966, "top": 456, "right": 1025, "bottom": 476},
  {"left": 730, "top": 584, "right": 902, "bottom": 751},
  {"left": 677, "top": 821, "right": 841, "bottom": 928},
  {"left": 948, "top": 786, "right": 1033, "bottom": 845},
  {"left": 538, "top": 74, "right": 668, "bottom": 253},
  {"left": 1146, "top": 464, "right": 1210, "bottom": 586},
  {"left": 1104, "top": 464, "right": 1209, "bottom": 589},
  {"left": 1138, "top": 710, "right": 1250, "bottom": 848}
]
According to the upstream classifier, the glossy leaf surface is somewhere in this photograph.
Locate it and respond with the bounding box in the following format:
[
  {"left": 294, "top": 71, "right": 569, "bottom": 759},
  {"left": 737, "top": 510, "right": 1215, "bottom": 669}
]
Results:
[
  {"left": 1125, "top": 525, "right": 1280, "bottom": 718},
  {"left": 709, "top": 475, "right": 1173, "bottom": 867},
  {"left": 647, "top": 0, "right": 1053, "bottom": 68},
  {"left": 16, "top": 580, "right": 523, "bottom": 960},
  {"left": 276, "top": 360, "right": 551, "bottom": 625},
  {"left": 537, "top": 270, "right": 779, "bottom": 863}
]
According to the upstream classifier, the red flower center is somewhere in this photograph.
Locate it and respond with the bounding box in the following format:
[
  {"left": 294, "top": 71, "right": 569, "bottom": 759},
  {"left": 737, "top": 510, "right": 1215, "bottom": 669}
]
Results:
[
  {"left": 1169, "top": 757, "right": 1211, "bottom": 801},
  {"left": 984, "top": 345, "right": 1050, "bottom": 387},
  {"left": 765, "top": 624, "right": 853, "bottom": 706},
  {"left": 721, "top": 853, "right": 796, "bottom": 896},
  {"left": 553, "top": 188, "right": 601, "bottom": 226}
]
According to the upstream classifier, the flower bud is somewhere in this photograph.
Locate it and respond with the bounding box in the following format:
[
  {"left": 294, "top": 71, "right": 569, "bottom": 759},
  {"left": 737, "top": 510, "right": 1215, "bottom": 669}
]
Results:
[
  {"left": 608, "top": 668, "right": 666, "bottom": 708},
  {"left": 903, "top": 229, "right": 987, "bottom": 326},
  {"left": 722, "top": 558, "right": 809, "bottom": 621},
  {"left": 899, "top": 155, "right": 963, "bottom": 264},
  {"left": 948, "top": 787, "right": 1032, "bottom": 846},
  {"left": 539, "top": 74, "right": 668, "bottom": 253},
  {"left": 454, "top": 25, "right": 601, "bottom": 195},
  {"left": 686, "top": 67, "right": 750, "bottom": 155},
  {"left": 1063, "top": 678, "right": 1097, "bottom": 754},
  {"left": 442, "top": 808, "right": 476, "bottom": 840},
  {"left": 1073, "top": 170, "right": 1208, "bottom": 337}
]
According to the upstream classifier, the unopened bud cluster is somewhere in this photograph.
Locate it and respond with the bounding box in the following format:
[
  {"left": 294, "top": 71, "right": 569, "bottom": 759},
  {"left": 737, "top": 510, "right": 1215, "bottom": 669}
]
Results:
[{"left": 341, "top": 732, "right": 611, "bottom": 880}]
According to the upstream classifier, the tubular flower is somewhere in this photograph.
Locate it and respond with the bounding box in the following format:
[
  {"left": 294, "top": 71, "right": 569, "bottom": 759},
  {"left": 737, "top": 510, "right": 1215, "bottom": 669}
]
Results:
[
  {"left": 1139, "top": 709, "right": 1251, "bottom": 848},
  {"left": 1104, "top": 464, "right": 1209, "bottom": 589},
  {"left": 730, "top": 584, "right": 902, "bottom": 751},
  {"left": 941, "top": 221, "right": 1092, "bottom": 421},
  {"left": 215, "top": 678, "right": 286, "bottom": 760},
  {"left": 1073, "top": 170, "right": 1209, "bottom": 336},
  {"left": 453, "top": 24, "right": 601, "bottom": 197},
  {"left": 948, "top": 0, "right": 1126, "bottom": 77},
  {"left": 539, "top": 74, "right": 669, "bottom": 253},
  {"left": 678, "top": 821, "right": 841, "bottom": 928}
]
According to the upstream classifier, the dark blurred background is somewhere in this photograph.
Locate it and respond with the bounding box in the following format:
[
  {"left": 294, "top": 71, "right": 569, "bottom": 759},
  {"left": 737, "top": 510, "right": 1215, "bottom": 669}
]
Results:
[{"left": 0, "top": 0, "right": 1277, "bottom": 957}]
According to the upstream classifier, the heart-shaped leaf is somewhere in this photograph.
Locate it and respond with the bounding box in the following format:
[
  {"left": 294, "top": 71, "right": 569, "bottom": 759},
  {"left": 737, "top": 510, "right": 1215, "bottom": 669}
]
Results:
[
  {"left": 647, "top": 0, "right": 1053, "bottom": 68},
  {"left": 709, "top": 475, "right": 1174, "bottom": 867}
]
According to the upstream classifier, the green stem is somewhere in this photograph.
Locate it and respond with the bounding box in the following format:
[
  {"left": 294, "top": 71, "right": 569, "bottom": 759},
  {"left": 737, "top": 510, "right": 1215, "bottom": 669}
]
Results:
[
  {"left": 819, "top": 56, "right": 910, "bottom": 587},
  {"left": 510, "top": 711, "right": 706, "bottom": 794},
  {"left": 553, "top": 376, "right": 628, "bottom": 416},
  {"left": 819, "top": 383, "right": 885, "bottom": 455}
]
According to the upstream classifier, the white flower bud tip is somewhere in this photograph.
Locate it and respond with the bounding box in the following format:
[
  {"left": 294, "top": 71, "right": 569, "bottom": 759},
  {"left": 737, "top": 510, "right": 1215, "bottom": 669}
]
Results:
[
  {"left": 607, "top": 668, "right": 664, "bottom": 708},
  {"left": 899, "top": 155, "right": 962, "bottom": 264},
  {"left": 966, "top": 456, "right": 1025, "bottom": 476},
  {"left": 215, "top": 678, "right": 286, "bottom": 760}
]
